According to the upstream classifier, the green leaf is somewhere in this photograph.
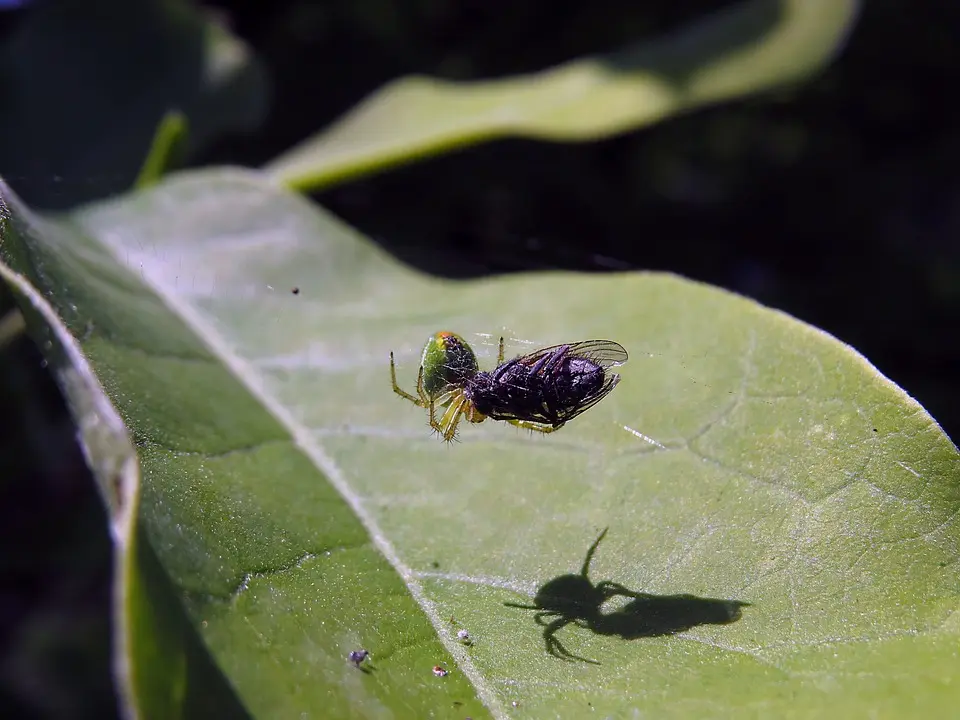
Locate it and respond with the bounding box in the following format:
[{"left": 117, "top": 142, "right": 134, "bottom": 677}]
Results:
[
  {"left": 2, "top": 168, "right": 958, "bottom": 718},
  {"left": 0, "top": 0, "right": 267, "bottom": 209},
  {"left": 0, "top": 238, "right": 252, "bottom": 718},
  {"left": 266, "top": 0, "right": 861, "bottom": 192}
]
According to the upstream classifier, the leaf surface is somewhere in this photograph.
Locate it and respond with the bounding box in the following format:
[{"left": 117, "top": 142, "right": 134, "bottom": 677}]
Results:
[{"left": 1, "top": 169, "right": 958, "bottom": 718}]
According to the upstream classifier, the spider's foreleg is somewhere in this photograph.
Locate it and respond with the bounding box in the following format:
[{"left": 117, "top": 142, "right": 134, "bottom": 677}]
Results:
[{"left": 390, "top": 352, "right": 424, "bottom": 405}]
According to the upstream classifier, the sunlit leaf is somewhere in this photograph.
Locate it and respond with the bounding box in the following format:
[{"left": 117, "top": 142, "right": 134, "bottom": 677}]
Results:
[{"left": 2, "top": 167, "right": 958, "bottom": 718}]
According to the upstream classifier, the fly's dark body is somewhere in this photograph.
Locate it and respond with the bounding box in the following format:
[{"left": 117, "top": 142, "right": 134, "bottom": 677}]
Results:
[{"left": 465, "top": 340, "right": 627, "bottom": 431}]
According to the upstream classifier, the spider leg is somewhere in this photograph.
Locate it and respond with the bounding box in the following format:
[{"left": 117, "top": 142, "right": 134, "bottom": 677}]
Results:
[
  {"left": 441, "top": 395, "right": 471, "bottom": 442},
  {"left": 428, "top": 395, "right": 448, "bottom": 436},
  {"left": 427, "top": 401, "right": 444, "bottom": 435},
  {"left": 425, "top": 390, "right": 459, "bottom": 436},
  {"left": 430, "top": 391, "right": 464, "bottom": 441},
  {"left": 415, "top": 364, "right": 429, "bottom": 404},
  {"left": 390, "top": 352, "right": 425, "bottom": 405},
  {"left": 507, "top": 418, "right": 564, "bottom": 434}
]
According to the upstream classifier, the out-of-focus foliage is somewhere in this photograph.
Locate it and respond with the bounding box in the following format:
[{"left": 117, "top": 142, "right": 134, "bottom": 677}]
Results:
[
  {"left": 266, "top": 0, "right": 859, "bottom": 192},
  {"left": 0, "top": 286, "right": 115, "bottom": 718},
  {"left": 0, "top": 0, "right": 267, "bottom": 208}
]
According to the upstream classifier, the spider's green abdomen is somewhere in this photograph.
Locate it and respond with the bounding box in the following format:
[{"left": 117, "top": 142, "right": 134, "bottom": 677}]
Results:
[{"left": 420, "top": 331, "right": 481, "bottom": 397}]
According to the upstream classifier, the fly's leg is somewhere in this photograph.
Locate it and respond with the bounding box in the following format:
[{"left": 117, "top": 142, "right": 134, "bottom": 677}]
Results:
[
  {"left": 390, "top": 351, "right": 425, "bottom": 405},
  {"left": 540, "top": 345, "right": 570, "bottom": 375},
  {"left": 497, "top": 336, "right": 505, "bottom": 365},
  {"left": 507, "top": 418, "right": 564, "bottom": 434},
  {"left": 491, "top": 358, "right": 518, "bottom": 382},
  {"left": 529, "top": 345, "right": 569, "bottom": 377}
]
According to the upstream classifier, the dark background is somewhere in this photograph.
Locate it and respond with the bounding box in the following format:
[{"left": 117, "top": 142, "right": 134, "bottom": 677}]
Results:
[{"left": 1, "top": 0, "right": 957, "bottom": 717}]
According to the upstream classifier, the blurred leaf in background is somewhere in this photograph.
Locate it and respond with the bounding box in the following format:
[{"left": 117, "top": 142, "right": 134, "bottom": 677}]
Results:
[
  {"left": 0, "top": 0, "right": 268, "bottom": 208},
  {"left": 266, "top": 0, "right": 860, "bottom": 192}
]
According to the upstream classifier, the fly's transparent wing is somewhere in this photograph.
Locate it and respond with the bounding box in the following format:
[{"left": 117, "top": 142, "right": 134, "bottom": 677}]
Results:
[
  {"left": 510, "top": 340, "right": 628, "bottom": 372},
  {"left": 560, "top": 340, "right": 628, "bottom": 369},
  {"left": 553, "top": 372, "right": 622, "bottom": 424}
]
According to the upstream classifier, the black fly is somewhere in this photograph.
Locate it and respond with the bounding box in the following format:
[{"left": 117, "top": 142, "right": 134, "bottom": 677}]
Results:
[{"left": 464, "top": 340, "right": 628, "bottom": 434}]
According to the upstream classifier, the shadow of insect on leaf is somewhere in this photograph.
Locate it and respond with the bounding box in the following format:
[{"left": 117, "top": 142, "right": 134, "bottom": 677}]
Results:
[{"left": 505, "top": 528, "right": 750, "bottom": 663}]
